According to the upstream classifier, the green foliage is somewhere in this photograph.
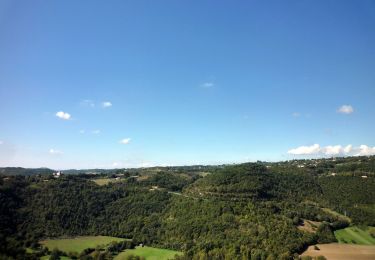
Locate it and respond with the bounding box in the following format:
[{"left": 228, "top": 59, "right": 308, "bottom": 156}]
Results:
[
  {"left": 143, "top": 172, "right": 193, "bottom": 191},
  {"left": 1, "top": 157, "right": 375, "bottom": 259},
  {"left": 0, "top": 167, "right": 54, "bottom": 176},
  {"left": 316, "top": 223, "right": 336, "bottom": 243},
  {"left": 319, "top": 176, "right": 375, "bottom": 225}
]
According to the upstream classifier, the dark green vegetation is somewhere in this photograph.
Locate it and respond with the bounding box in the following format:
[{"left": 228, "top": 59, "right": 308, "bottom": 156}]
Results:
[
  {"left": 1, "top": 156, "right": 375, "bottom": 259},
  {"left": 0, "top": 167, "right": 54, "bottom": 176}
]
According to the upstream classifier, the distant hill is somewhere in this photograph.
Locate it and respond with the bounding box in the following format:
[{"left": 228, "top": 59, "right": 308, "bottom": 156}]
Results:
[{"left": 0, "top": 167, "right": 55, "bottom": 176}]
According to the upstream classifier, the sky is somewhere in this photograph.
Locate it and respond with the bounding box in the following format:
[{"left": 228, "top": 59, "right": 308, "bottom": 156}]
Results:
[{"left": 0, "top": 0, "right": 375, "bottom": 169}]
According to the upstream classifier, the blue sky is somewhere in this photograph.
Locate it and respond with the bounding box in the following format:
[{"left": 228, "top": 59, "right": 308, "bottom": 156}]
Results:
[{"left": 0, "top": 0, "right": 374, "bottom": 169}]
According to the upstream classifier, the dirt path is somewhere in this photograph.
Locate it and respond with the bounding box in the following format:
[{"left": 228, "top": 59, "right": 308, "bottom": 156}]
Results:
[{"left": 301, "top": 243, "right": 375, "bottom": 260}]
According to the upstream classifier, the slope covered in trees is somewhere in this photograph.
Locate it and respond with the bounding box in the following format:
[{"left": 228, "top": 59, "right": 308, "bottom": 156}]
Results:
[{"left": 1, "top": 156, "right": 374, "bottom": 259}]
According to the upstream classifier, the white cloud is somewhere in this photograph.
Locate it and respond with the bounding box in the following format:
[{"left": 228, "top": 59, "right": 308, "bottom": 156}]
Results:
[
  {"left": 322, "top": 145, "right": 342, "bottom": 155},
  {"left": 92, "top": 130, "right": 101, "bottom": 135},
  {"left": 337, "top": 105, "right": 354, "bottom": 114},
  {"left": 79, "top": 130, "right": 85, "bottom": 134},
  {"left": 288, "top": 144, "right": 375, "bottom": 157},
  {"left": 292, "top": 112, "right": 301, "bottom": 117},
  {"left": 343, "top": 144, "right": 352, "bottom": 154},
  {"left": 119, "top": 138, "right": 131, "bottom": 144},
  {"left": 102, "top": 101, "right": 112, "bottom": 108},
  {"left": 56, "top": 111, "right": 71, "bottom": 120},
  {"left": 201, "top": 82, "right": 214, "bottom": 88},
  {"left": 0, "top": 140, "right": 3, "bottom": 145},
  {"left": 355, "top": 145, "right": 375, "bottom": 156},
  {"left": 49, "top": 149, "right": 63, "bottom": 155},
  {"left": 288, "top": 144, "right": 320, "bottom": 155}
]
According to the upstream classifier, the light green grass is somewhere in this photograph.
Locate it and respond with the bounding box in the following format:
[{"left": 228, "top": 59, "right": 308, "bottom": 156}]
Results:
[
  {"left": 93, "top": 178, "right": 122, "bottom": 185},
  {"left": 334, "top": 226, "right": 375, "bottom": 245},
  {"left": 40, "top": 256, "right": 70, "bottom": 260},
  {"left": 115, "top": 246, "right": 183, "bottom": 260},
  {"left": 26, "top": 248, "right": 35, "bottom": 253},
  {"left": 40, "top": 236, "right": 126, "bottom": 253}
]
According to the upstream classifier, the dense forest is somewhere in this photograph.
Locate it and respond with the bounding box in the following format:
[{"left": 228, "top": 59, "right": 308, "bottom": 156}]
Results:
[{"left": 1, "top": 156, "right": 375, "bottom": 259}]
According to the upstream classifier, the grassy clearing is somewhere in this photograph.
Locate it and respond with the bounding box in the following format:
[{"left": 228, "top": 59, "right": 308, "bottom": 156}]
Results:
[
  {"left": 93, "top": 178, "right": 123, "bottom": 186},
  {"left": 40, "top": 236, "right": 126, "bottom": 253},
  {"left": 115, "top": 246, "right": 183, "bottom": 260},
  {"left": 334, "top": 226, "right": 375, "bottom": 245}
]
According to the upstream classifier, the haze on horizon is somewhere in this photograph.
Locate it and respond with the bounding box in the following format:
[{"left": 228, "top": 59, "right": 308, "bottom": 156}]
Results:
[{"left": 0, "top": 0, "right": 374, "bottom": 169}]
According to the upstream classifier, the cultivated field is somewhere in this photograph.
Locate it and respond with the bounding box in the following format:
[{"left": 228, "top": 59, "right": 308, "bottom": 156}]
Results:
[
  {"left": 40, "top": 236, "right": 126, "bottom": 253},
  {"left": 115, "top": 246, "right": 183, "bottom": 260},
  {"left": 334, "top": 226, "right": 375, "bottom": 245},
  {"left": 301, "top": 243, "right": 375, "bottom": 260}
]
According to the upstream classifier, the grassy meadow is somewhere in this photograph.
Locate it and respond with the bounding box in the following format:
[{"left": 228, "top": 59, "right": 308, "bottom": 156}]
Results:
[
  {"left": 40, "top": 236, "right": 126, "bottom": 253},
  {"left": 334, "top": 226, "right": 375, "bottom": 245},
  {"left": 115, "top": 246, "right": 183, "bottom": 260},
  {"left": 92, "top": 178, "right": 123, "bottom": 186}
]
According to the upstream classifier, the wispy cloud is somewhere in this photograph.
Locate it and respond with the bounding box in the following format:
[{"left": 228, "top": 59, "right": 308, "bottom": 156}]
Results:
[
  {"left": 102, "top": 101, "right": 112, "bottom": 108},
  {"left": 49, "top": 148, "right": 63, "bottom": 155},
  {"left": 81, "top": 99, "right": 95, "bottom": 108},
  {"left": 79, "top": 129, "right": 85, "bottom": 134},
  {"left": 80, "top": 100, "right": 112, "bottom": 108},
  {"left": 0, "top": 140, "right": 3, "bottom": 145},
  {"left": 288, "top": 144, "right": 375, "bottom": 157},
  {"left": 56, "top": 111, "right": 71, "bottom": 120},
  {"left": 119, "top": 138, "right": 131, "bottom": 144},
  {"left": 337, "top": 105, "right": 354, "bottom": 114},
  {"left": 112, "top": 162, "right": 120, "bottom": 167},
  {"left": 292, "top": 112, "right": 301, "bottom": 117},
  {"left": 92, "top": 129, "right": 101, "bottom": 135},
  {"left": 201, "top": 82, "right": 215, "bottom": 88}
]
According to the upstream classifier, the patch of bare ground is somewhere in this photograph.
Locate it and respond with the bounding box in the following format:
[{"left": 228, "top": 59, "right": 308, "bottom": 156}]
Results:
[
  {"left": 298, "top": 219, "right": 321, "bottom": 233},
  {"left": 301, "top": 243, "right": 375, "bottom": 260}
]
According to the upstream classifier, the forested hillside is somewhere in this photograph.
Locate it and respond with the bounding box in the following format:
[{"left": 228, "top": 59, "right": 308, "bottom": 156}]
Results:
[{"left": 1, "top": 156, "right": 375, "bottom": 259}]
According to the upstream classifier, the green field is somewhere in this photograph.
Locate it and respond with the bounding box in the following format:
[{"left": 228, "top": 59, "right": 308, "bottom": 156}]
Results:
[
  {"left": 40, "top": 236, "right": 126, "bottom": 253},
  {"left": 334, "top": 226, "right": 375, "bottom": 245},
  {"left": 115, "top": 246, "right": 183, "bottom": 260},
  {"left": 93, "top": 178, "right": 123, "bottom": 186}
]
